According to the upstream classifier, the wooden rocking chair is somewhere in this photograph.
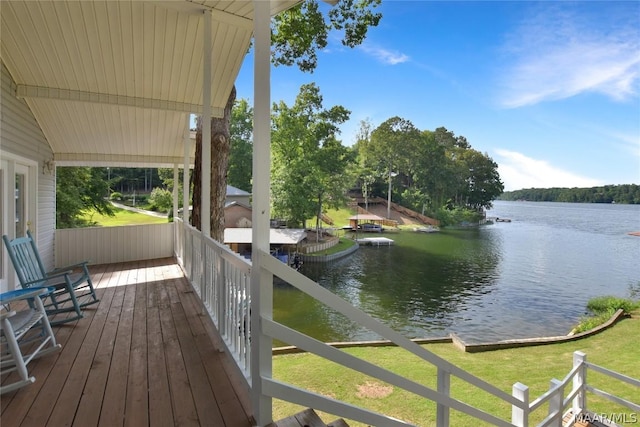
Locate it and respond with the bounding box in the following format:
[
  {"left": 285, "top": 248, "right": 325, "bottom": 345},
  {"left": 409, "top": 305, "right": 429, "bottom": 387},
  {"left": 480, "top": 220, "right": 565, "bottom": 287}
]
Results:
[
  {"left": 2, "top": 231, "right": 99, "bottom": 326},
  {"left": 1, "top": 287, "right": 61, "bottom": 394}
]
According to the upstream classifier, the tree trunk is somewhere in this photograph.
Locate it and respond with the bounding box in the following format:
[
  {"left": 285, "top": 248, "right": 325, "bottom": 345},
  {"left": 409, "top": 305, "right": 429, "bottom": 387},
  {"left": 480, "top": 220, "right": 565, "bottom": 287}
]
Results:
[
  {"left": 191, "top": 131, "right": 202, "bottom": 230},
  {"left": 190, "top": 86, "right": 236, "bottom": 242}
]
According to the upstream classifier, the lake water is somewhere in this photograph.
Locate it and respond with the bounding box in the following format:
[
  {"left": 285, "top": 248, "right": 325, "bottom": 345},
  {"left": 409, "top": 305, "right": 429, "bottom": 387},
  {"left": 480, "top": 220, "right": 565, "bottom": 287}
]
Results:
[{"left": 273, "top": 201, "right": 640, "bottom": 344}]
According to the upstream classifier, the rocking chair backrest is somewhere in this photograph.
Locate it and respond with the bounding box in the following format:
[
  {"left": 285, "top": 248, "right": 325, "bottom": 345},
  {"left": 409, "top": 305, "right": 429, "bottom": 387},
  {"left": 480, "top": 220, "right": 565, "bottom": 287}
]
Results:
[{"left": 2, "top": 230, "right": 48, "bottom": 289}]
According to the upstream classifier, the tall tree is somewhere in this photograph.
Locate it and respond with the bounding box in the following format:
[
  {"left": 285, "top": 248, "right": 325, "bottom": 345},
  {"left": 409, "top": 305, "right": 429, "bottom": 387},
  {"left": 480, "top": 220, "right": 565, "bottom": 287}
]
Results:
[
  {"left": 192, "top": 0, "right": 381, "bottom": 239},
  {"left": 459, "top": 149, "right": 504, "bottom": 211},
  {"left": 228, "top": 99, "right": 254, "bottom": 192},
  {"left": 408, "top": 130, "right": 447, "bottom": 212},
  {"left": 271, "top": 83, "right": 352, "bottom": 228},
  {"left": 56, "top": 167, "right": 114, "bottom": 228},
  {"left": 352, "top": 119, "right": 378, "bottom": 210},
  {"left": 365, "top": 116, "right": 422, "bottom": 216}
]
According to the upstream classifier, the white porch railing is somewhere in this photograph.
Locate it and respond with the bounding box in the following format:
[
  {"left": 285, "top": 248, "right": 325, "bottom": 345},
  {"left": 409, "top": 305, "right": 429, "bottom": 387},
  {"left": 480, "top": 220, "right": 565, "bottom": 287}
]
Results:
[
  {"left": 173, "top": 219, "right": 638, "bottom": 427},
  {"left": 174, "top": 219, "right": 252, "bottom": 375}
]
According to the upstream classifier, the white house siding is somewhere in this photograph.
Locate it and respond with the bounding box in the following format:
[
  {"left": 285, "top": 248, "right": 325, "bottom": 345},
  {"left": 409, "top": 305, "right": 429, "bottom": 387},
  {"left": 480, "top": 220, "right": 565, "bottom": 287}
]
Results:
[{"left": 1, "top": 62, "right": 56, "bottom": 270}]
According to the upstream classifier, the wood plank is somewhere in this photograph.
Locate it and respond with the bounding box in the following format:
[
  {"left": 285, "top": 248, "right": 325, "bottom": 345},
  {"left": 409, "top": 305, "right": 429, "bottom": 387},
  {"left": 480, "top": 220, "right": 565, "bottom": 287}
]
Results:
[
  {"left": 294, "top": 408, "right": 327, "bottom": 427},
  {"left": 2, "top": 259, "right": 253, "bottom": 427},
  {"left": 124, "top": 262, "right": 149, "bottom": 427},
  {"left": 19, "top": 265, "right": 118, "bottom": 426},
  {"left": 0, "top": 264, "right": 109, "bottom": 418},
  {"left": 169, "top": 277, "right": 227, "bottom": 426},
  {"left": 0, "top": 267, "right": 103, "bottom": 414},
  {"left": 173, "top": 265, "right": 254, "bottom": 426},
  {"left": 50, "top": 267, "right": 126, "bottom": 427},
  {"left": 146, "top": 291, "right": 174, "bottom": 427},
  {"left": 158, "top": 278, "right": 199, "bottom": 426},
  {"left": 327, "top": 418, "right": 350, "bottom": 427},
  {"left": 268, "top": 408, "right": 327, "bottom": 427},
  {"left": 0, "top": 300, "right": 80, "bottom": 421},
  {"left": 98, "top": 263, "right": 138, "bottom": 426},
  {"left": 69, "top": 267, "right": 132, "bottom": 427}
]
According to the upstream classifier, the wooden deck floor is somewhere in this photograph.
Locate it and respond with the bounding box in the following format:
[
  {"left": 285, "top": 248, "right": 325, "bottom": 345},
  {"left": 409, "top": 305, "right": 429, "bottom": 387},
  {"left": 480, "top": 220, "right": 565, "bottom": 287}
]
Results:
[{"left": 1, "top": 258, "right": 253, "bottom": 427}]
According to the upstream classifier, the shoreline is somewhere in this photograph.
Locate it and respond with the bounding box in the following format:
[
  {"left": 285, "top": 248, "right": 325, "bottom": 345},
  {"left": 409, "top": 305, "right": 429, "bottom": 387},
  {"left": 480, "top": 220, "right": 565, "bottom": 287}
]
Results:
[{"left": 273, "top": 309, "right": 629, "bottom": 355}]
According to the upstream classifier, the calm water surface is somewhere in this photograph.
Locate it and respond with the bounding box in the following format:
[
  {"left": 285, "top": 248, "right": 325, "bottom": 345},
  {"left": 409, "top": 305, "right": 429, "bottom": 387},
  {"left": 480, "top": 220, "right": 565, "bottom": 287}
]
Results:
[{"left": 273, "top": 201, "right": 640, "bottom": 343}]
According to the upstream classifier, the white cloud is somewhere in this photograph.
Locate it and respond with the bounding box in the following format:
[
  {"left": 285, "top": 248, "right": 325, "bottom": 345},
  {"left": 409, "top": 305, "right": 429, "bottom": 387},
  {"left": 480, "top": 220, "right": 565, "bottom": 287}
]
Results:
[
  {"left": 498, "top": 4, "right": 640, "bottom": 108},
  {"left": 494, "top": 149, "right": 602, "bottom": 191},
  {"left": 360, "top": 43, "right": 409, "bottom": 65}
]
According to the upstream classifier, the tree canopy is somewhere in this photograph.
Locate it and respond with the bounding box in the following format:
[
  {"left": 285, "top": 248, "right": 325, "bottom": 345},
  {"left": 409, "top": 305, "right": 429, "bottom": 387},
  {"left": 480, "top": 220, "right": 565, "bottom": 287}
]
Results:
[
  {"left": 271, "top": 0, "right": 382, "bottom": 72},
  {"left": 353, "top": 120, "right": 504, "bottom": 221},
  {"left": 228, "top": 98, "right": 254, "bottom": 192},
  {"left": 56, "top": 167, "right": 114, "bottom": 228},
  {"left": 271, "top": 83, "right": 353, "bottom": 228}
]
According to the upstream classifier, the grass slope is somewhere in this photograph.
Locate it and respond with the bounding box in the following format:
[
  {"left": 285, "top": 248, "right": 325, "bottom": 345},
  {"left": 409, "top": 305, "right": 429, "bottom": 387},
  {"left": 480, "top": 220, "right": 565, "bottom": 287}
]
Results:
[
  {"left": 80, "top": 207, "right": 167, "bottom": 226},
  {"left": 273, "top": 316, "right": 639, "bottom": 426}
]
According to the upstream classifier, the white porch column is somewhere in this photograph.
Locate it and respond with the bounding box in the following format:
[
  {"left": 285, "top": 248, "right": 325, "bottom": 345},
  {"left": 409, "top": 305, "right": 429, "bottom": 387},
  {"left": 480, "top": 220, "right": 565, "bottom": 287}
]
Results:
[
  {"left": 173, "top": 162, "right": 179, "bottom": 219},
  {"left": 250, "top": 1, "right": 273, "bottom": 425},
  {"left": 183, "top": 114, "right": 191, "bottom": 223},
  {"left": 201, "top": 10, "right": 212, "bottom": 237}
]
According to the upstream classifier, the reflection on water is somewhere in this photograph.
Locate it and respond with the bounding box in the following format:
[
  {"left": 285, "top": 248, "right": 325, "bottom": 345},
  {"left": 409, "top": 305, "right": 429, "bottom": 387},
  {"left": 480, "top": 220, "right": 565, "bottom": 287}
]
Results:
[{"left": 273, "top": 201, "right": 640, "bottom": 344}]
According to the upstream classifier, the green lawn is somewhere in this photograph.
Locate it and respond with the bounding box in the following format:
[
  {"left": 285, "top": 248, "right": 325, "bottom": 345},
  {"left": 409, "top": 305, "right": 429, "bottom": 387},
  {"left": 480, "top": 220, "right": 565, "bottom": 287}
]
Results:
[
  {"left": 315, "top": 207, "right": 356, "bottom": 228},
  {"left": 79, "top": 207, "right": 168, "bottom": 226},
  {"left": 273, "top": 316, "right": 640, "bottom": 426}
]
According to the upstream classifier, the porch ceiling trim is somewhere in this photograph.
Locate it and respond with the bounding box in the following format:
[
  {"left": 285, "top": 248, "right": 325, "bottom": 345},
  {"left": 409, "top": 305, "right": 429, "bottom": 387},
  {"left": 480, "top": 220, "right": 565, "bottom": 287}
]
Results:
[{"left": 16, "top": 84, "right": 223, "bottom": 116}]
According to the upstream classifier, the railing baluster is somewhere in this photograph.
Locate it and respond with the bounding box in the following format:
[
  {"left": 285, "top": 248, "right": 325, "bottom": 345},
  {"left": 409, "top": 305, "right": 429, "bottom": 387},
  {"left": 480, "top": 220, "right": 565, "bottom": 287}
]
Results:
[
  {"left": 512, "top": 382, "right": 529, "bottom": 427},
  {"left": 572, "top": 351, "right": 587, "bottom": 418},
  {"left": 548, "top": 378, "right": 563, "bottom": 427},
  {"left": 436, "top": 367, "right": 450, "bottom": 426}
]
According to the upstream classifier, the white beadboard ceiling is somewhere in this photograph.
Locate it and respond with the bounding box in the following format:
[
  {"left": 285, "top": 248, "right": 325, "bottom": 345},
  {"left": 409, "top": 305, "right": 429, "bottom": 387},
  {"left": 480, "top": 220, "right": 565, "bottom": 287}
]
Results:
[{"left": 1, "top": 0, "right": 299, "bottom": 167}]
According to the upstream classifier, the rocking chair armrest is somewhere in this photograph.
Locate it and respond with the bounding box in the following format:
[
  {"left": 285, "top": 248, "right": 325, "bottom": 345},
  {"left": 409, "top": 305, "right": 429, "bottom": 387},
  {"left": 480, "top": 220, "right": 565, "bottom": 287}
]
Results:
[
  {"left": 20, "top": 273, "right": 70, "bottom": 289},
  {"left": 49, "top": 261, "right": 90, "bottom": 273},
  {"left": 44, "top": 269, "right": 74, "bottom": 281}
]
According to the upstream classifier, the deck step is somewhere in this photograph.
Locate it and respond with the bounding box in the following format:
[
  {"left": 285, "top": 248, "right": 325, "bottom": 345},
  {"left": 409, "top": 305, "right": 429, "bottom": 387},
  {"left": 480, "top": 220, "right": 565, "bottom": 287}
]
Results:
[{"left": 268, "top": 408, "right": 350, "bottom": 427}]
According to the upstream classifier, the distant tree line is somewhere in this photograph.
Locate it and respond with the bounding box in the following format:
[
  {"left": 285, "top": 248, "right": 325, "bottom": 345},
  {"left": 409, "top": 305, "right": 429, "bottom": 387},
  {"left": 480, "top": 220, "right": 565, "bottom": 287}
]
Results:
[{"left": 499, "top": 185, "right": 640, "bottom": 204}]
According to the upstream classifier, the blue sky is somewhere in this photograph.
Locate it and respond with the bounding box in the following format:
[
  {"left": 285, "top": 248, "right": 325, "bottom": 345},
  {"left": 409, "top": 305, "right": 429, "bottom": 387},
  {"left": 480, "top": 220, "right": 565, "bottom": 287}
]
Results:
[{"left": 234, "top": 1, "right": 640, "bottom": 191}]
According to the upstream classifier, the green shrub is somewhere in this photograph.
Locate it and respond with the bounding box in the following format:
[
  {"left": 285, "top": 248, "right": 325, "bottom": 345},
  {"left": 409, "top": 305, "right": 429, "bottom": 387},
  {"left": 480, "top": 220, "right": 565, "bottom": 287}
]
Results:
[
  {"left": 586, "top": 296, "right": 639, "bottom": 315},
  {"left": 572, "top": 295, "right": 639, "bottom": 334},
  {"left": 149, "top": 187, "right": 173, "bottom": 213},
  {"left": 573, "top": 310, "right": 617, "bottom": 334}
]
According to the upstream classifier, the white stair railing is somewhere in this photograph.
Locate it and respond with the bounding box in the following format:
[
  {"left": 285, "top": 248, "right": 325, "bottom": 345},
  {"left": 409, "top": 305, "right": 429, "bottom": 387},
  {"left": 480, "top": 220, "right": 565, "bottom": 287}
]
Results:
[{"left": 525, "top": 351, "right": 639, "bottom": 427}]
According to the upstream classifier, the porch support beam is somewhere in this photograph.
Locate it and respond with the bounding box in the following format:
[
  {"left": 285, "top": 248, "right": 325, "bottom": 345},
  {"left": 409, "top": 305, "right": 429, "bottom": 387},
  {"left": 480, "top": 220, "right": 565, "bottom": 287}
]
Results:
[
  {"left": 251, "top": 0, "right": 274, "bottom": 425},
  {"left": 201, "top": 10, "right": 212, "bottom": 237},
  {"left": 173, "top": 162, "right": 179, "bottom": 220},
  {"left": 16, "top": 84, "right": 224, "bottom": 117},
  {"left": 150, "top": 1, "right": 254, "bottom": 30}
]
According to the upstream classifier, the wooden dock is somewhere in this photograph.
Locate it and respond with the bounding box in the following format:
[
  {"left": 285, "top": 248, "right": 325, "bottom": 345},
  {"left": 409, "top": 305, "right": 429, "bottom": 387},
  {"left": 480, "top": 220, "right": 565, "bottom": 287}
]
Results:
[{"left": 356, "top": 237, "right": 394, "bottom": 246}]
